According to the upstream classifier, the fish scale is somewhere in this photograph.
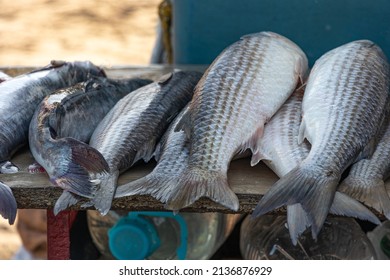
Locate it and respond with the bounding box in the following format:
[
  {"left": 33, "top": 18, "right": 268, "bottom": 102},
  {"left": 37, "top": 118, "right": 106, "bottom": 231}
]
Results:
[
  {"left": 74, "top": 71, "right": 203, "bottom": 215},
  {"left": 254, "top": 40, "right": 389, "bottom": 238},
  {"left": 117, "top": 32, "right": 308, "bottom": 211},
  {"left": 0, "top": 60, "right": 105, "bottom": 225},
  {"left": 190, "top": 39, "right": 268, "bottom": 170},
  {"left": 161, "top": 31, "right": 308, "bottom": 211},
  {"left": 306, "top": 44, "right": 386, "bottom": 171},
  {"left": 258, "top": 87, "right": 380, "bottom": 245},
  {"left": 29, "top": 76, "right": 151, "bottom": 199},
  {"left": 339, "top": 101, "right": 390, "bottom": 219}
]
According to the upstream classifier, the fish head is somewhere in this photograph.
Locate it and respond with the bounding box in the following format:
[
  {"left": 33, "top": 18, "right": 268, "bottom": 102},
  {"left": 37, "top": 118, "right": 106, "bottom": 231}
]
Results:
[{"left": 70, "top": 61, "right": 106, "bottom": 80}]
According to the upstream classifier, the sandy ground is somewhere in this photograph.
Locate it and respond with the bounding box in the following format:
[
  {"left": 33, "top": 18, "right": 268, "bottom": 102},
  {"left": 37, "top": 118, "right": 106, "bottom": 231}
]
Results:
[{"left": 0, "top": 0, "right": 161, "bottom": 260}]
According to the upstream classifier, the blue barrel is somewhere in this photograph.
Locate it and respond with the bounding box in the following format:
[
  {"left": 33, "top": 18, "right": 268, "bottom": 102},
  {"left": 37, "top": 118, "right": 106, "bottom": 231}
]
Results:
[{"left": 172, "top": 0, "right": 390, "bottom": 66}]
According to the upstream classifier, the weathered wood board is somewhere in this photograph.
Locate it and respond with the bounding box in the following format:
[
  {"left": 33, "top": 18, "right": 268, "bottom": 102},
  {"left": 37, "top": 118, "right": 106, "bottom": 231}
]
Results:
[{"left": 1, "top": 147, "right": 278, "bottom": 213}]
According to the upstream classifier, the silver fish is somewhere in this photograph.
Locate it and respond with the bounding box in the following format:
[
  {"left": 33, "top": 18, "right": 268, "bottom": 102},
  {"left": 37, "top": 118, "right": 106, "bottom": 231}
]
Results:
[
  {"left": 0, "top": 181, "right": 16, "bottom": 224},
  {"left": 258, "top": 87, "right": 380, "bottom": 244},
  {"left": 339, "top": 101, "right": 390, "bottom": 219},
  {"left": 55, "top": 71, "right": 202, "bottom": 215},
  {"left": 1, "top": 71, "right": 18, "bottom": 224},
  {"left": 163, "top": 31, "right": 308, "bottom": 211},
  {"left": 0, "top": 60, "right": 104, "bottom": 224},
  {"left": 29, "top": 76, "right": 151, "bottom": 197},
  {"left": 115, "top": 105, "right": 190, "bottom": 201},
  {"left": 253, "top": 40, "right": 389, "bottom": 238},
  {"left": 0, "top": 60, "right": 105, "bottom": 173},
  {"left": 0, "top": 71, "right": 11, "bottom": 83}
]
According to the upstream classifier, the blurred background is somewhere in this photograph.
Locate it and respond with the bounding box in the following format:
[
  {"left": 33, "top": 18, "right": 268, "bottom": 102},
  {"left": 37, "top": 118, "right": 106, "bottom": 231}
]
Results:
[
  {"left": 0, "top": 0, "right": 160, "bottom": 66},
  {"left": 0, "top": 0, "right": 160, "bottom": 260}
]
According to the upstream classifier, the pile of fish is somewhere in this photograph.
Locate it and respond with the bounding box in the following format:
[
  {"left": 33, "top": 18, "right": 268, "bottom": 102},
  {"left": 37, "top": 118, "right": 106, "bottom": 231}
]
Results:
[{"left": 1, "top": 31, "right": 390, "bottom": 244}]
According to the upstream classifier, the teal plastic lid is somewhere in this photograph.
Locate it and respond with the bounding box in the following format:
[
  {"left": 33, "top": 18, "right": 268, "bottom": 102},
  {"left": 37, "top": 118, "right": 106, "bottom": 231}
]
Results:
[{"left": 108, "top": 216, "right": 160, "bottom": 260}]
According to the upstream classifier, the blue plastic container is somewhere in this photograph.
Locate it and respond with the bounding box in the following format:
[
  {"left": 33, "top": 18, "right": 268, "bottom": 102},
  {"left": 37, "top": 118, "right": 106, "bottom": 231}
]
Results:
[{"left": 172, "top": 0, "right": 390, "bottom": 66}]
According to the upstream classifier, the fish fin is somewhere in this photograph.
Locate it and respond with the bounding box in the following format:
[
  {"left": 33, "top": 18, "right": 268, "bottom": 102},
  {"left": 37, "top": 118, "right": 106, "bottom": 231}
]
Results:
[
  {"left": 158, "top": 72, "right": 173, "bottom": 85},
  {"left": 134, "top": 139, "right": 157, "bottom": 164},
  {"left": 90, "top": 171, "right": 119, "bottom": 215},
  {"left": 237, "top": 124, "right": 265, "bottom": 166},
  {"left": 28, "top": 60, "right": 66, "bottom": 74},
  {"left": 297, "top": 118, "right": 308, "bottom": 145},
  {"left": 68, "top": 138, "right": 109, "bottom": 173},
  {"left": 153, "top": 142, "right": 162, "bottom": 162},
  {"left": 354, "top": 137, "right": 377, "bottom": 162},
  {"left": 339, "top": 176, "right": 390, "bottom": 219},
  {"left": 54, "top": 191, "right": 80, "bottom": 215},
  {"left": 253, "top": 165, "right": 339, "bottom": 239},
  {"left": 0, "top": 161, "right": 19, "bottom": 174},
  {"left": 115, "top": 172, "right": 176, "bottom": 203},
  {"left": 329, "top": 191, "right": 380, "bottom": 224},
  {"left": 250, "top": 143, "right": 272, "bottom": 166},
  {"left": 165, "top": 168, "right": 239, "bottom": 211},
  {"left": 174, "top": 109, "right": 192, "bottom": 139},
  {"left": 53, "top": 138, "right": 109, "bottom": 197},
  {"left": 0, "top": 182, "right": 17, "bottom": 224},
  {"left": 287, "top": 204, "right": 311, "bottom": 246}
]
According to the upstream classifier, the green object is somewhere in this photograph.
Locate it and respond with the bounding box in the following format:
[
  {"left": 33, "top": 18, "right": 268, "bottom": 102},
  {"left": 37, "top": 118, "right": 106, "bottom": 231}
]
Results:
[{"left": 172, "top": 0, "right": 390, "bottom": 66}]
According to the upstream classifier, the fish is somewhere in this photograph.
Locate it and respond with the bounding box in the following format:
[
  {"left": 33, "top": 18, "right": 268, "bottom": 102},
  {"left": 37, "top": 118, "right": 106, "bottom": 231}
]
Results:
[
  {"left": 253, "top": 40, "right": 389, "bottom": 238},
  {"left": 0, "top": 60, "right": 105, "bottom": 174},
  {"left": 257, "top": 86, "right": 380, "bottom": 244},
  {"left": 0, "top": 181, "right": 16, "bottom": 224},
  {"left": 115, "top": 103, "right": 254, "bottom": 203},
  {"left": 28, "top": 76, "right": 152, "bottom": 197},
  {"left": 55, "top": 71, "right": 202, "bottom": 215},
  {"left": 162, "top": 31, "right": 308, "bottom": 211},
  {"left": 0, "top": 60, "right": 104, "bottom": 224},
  {"left": 115, "top": 105, "right": 190, "bottom": 202},
  {"left": 0, "top": 72, "right": 15, "bottom": 224},
  {"left": 339, "top": 101, "right": 390, "bottom": 219},
  {"left": 0, "top": 71, "right": 11, "bottom": 83}
]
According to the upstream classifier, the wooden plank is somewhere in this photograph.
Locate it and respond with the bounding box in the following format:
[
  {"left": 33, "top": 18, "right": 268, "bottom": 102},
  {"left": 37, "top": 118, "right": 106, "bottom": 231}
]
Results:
[{"left": 1, "top": 148, "right": 278, "bottom": 213}]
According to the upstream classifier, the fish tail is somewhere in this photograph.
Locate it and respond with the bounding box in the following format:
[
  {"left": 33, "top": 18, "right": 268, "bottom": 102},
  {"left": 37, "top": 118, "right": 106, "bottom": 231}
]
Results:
[
  {"left": 165, "top": 168, "right": 239, "bottom": 211},
  {"left": 53, "top": 191, "right": 80, "bottom": 215},
  {"left": 339, "top": 176, "right": 390, "bottom": 219},
  {"left": 329, "top": 191, "right": 381, "bottom": 224},
  {"left": 115, "top": 172, "right": 175, "bottom": 203},
  {"left": 53, "top": 138, "right": 109, "bottom": 198},
  {"left": 91, "top": 171, "right": 119, "bottom": 216},
  {"left": 286, "top": 191, "right": 381, "bottom": 245},
  {"left": 287, "top": 204, "right": 311, "bottom": 245},
  {"left": 253, "top": 165, "right": 339, "bottom": 239},
  {"left": 0, "top": 182, "right": 17, "bottom": 224}
]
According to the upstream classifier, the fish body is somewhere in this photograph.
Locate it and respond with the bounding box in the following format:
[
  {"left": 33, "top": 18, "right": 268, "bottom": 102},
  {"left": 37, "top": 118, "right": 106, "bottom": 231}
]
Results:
[
  {"left": 29, "top": 76, "right": 151, "bottom": 197},
  {"left": 258, "top": 87, "right": 380, "bottom": 244},
  {"left": 254, "top": 40, "right": 389, "bottom": 237},
  {"left": 56, "top": 71, "right": 202, "bottom": 215},
  {"left": 339, "top": 103, "right": 390, "bottom": 219},
  {"left": 0, "top": 71, "right": 11, "bottom": 83},
  {"left": 0, "top": 61, "right": 104, "bottom": 224},
  {"left": 115, "top": 105, "right": 190, "bottom": 201},
  {"left": 0, "top": 182, "right": 16, "bottom": 224},
  {"left": 164, "top": 31, "right": 308, "bottom": 211},
  {"left": 0, "top": 60, "right": 105, "bottom": 170}
]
